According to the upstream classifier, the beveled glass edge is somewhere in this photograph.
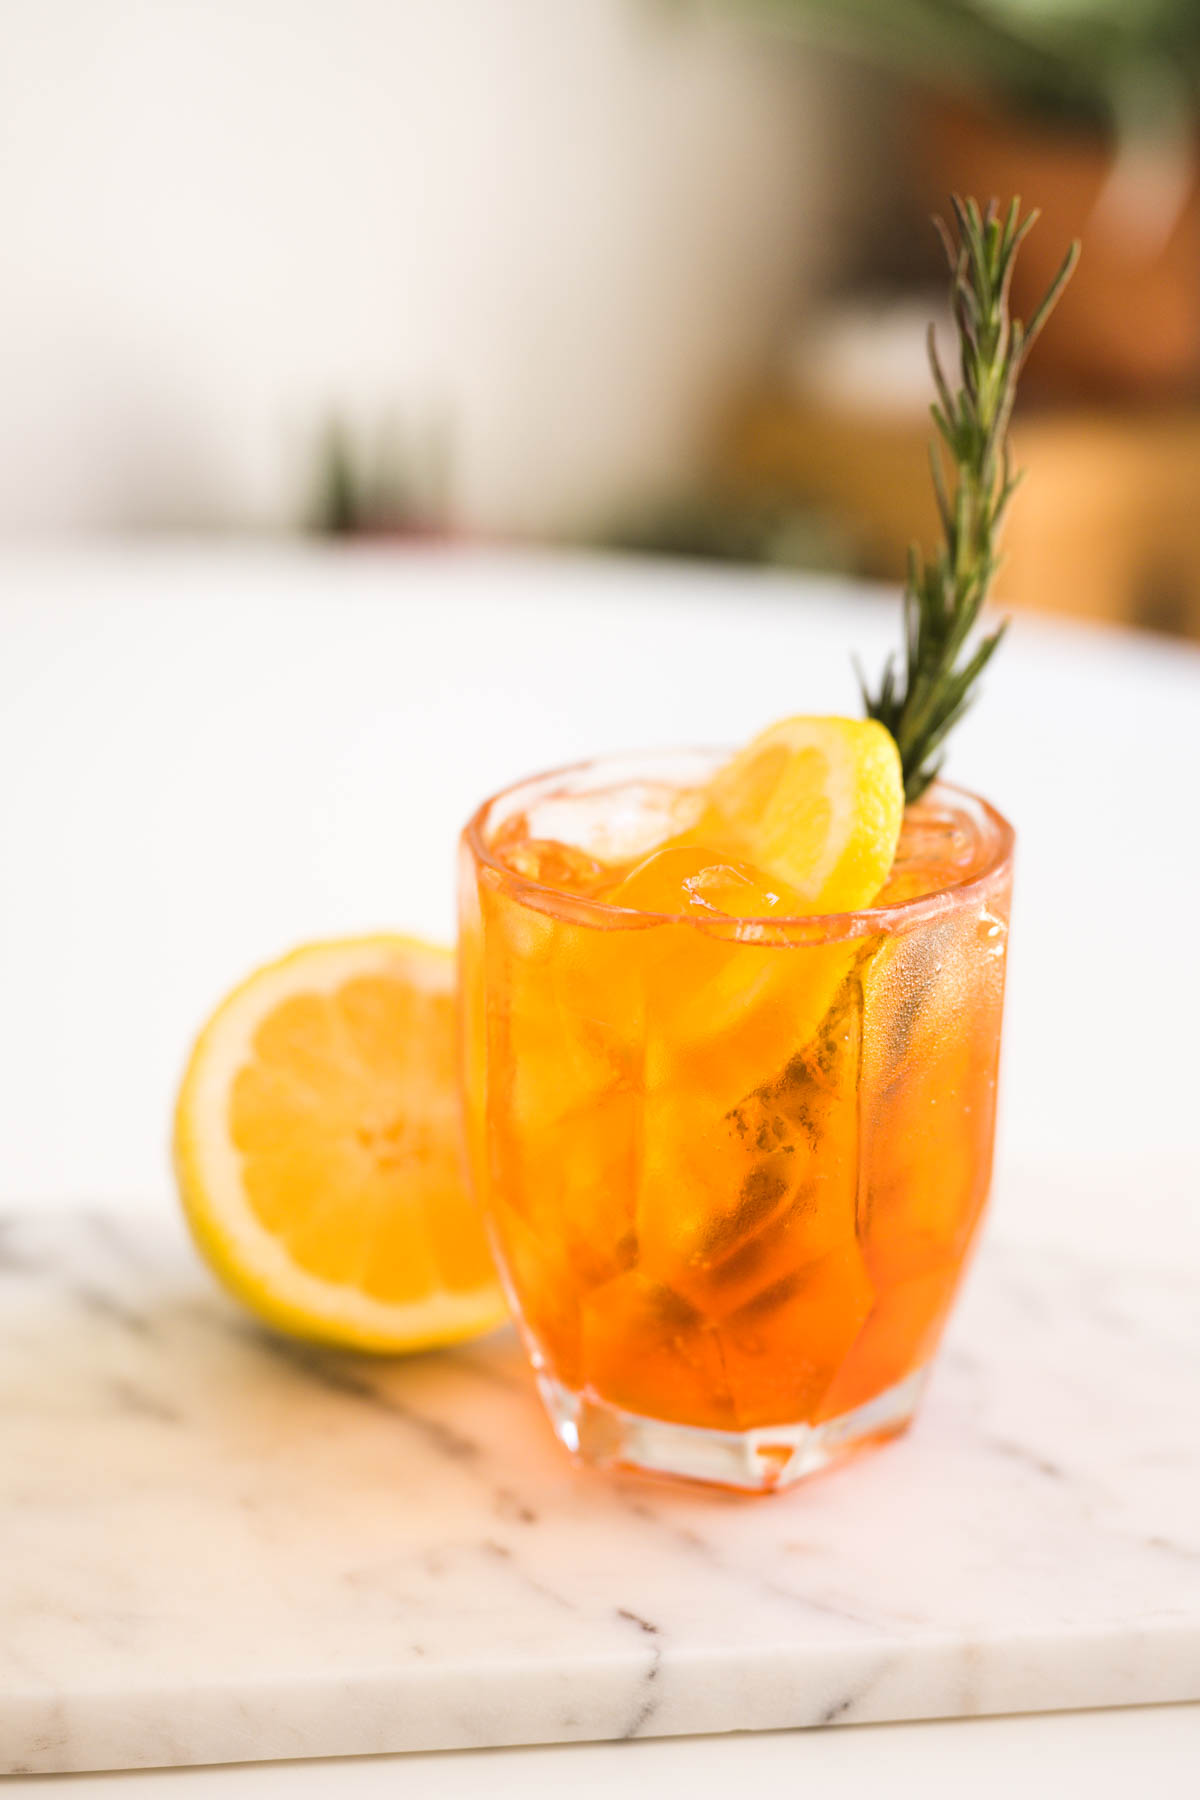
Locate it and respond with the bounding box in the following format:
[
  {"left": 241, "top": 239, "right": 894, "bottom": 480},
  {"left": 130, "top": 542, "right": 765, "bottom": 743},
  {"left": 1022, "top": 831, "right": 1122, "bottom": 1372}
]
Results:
[{"left": 461, "top": 747, "right": 1014, "bottom": 946}]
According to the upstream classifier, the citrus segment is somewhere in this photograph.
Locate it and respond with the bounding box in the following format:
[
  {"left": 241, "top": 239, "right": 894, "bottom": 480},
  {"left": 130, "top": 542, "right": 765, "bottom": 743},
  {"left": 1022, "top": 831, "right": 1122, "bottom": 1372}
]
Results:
[
  {"left": 700, "top": 715, "right": 903, "bottom": 911},
  {"left": 174, "top": 936, "right": 506, "bottom": 1352}
]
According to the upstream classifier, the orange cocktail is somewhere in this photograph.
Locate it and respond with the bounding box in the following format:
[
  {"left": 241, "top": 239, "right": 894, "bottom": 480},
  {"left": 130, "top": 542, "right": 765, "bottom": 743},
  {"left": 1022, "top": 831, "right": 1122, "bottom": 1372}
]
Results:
[{"left": 458, "top": 745, "right": 1012, "bottom": 1491}]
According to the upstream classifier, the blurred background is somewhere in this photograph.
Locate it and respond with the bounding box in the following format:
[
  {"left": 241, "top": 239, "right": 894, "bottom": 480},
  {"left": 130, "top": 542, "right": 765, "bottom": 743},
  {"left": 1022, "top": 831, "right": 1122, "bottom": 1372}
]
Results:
[{"left": 4, "top": 0, "right": 1200, "bottom": 637}]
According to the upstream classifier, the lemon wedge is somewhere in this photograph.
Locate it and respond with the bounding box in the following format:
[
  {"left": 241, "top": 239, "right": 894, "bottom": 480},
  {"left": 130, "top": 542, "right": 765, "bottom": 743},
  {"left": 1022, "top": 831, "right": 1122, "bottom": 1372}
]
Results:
[{"left": 702, "top": 715, "right": 903, "bottom": 911}]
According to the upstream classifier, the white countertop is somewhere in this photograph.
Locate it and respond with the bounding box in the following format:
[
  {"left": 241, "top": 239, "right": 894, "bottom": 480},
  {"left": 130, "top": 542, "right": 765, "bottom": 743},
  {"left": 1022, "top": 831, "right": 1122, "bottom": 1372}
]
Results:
[{"left": 2, "top": 544, "right": 1199, "bottom": 1791}]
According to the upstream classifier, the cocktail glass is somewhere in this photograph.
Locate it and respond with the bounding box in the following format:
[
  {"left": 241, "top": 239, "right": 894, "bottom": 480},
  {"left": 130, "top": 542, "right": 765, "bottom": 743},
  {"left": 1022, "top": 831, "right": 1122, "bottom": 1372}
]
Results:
[{"left": 458, "top": 749, "right": 1012, "bottom": 1493}]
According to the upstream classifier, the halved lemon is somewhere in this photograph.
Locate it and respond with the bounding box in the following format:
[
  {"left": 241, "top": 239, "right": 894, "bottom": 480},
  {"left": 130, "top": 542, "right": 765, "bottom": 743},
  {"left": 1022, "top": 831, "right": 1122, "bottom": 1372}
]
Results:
[
  {"left": 702, "top": 715, "right": 903, "bottom": 911},
  {"left": 173, "top": 935, "right": 507, "bottom": 1353}
]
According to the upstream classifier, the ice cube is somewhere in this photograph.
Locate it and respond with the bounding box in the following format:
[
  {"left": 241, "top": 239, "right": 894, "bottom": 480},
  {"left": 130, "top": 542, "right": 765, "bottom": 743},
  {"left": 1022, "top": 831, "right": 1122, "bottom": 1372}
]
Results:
[
  {"left": 716, "top": 1244, "right": 874, "bottom": 1429},
  {"left": 491, "top": 827, "right": 609, "bottom": 896},
  {"left": 816, "top": 1263, "right": 961, "bottom": 1420},
  {"left": 518, "top": 781, "right": 705, "bottom": 871},
  {"left": 581, "top": 1271, "right": 735, "bottom": 1430},
  {"left": 607, "top": 846, "right": 804, "bottom": 918},
  {"left": 873, "top": 792, "right": 993, "bottom": 904},
  {"left": 637, "top": 967, "right": 865, "bottom": 1316}
]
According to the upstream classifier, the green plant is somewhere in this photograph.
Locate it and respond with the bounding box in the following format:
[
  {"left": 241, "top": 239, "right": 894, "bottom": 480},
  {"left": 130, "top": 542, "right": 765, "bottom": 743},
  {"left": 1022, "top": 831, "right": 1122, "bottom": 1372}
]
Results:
[
  {"left": 861, "top": 196, "right": 1078, "bottom": 801},
  {"left": 745, "top": 0, "right": 1200, "bottom": 133},
  {"left": 309, "top": 412, "right": 452, "bottom": 538}
]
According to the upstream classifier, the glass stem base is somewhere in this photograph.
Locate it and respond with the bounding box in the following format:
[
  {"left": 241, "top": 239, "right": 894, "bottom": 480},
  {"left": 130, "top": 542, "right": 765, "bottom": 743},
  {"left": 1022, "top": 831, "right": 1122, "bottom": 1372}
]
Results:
[{"left": 537, "top": 1367, "right": 928, "bottom": 1493}]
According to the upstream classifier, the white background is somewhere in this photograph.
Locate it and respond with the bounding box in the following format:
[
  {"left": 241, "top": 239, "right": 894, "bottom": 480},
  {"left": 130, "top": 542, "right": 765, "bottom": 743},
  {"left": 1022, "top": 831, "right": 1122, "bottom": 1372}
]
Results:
[{"left": 0, "top": 2, "right": 889, "bottom": 536}]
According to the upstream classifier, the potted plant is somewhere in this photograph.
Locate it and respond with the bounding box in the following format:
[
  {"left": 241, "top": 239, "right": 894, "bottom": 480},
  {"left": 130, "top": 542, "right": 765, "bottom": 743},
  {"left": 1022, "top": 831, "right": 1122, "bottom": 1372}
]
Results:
[{"left": 748, "top": 0, "right": 1200, "bottom": 398}]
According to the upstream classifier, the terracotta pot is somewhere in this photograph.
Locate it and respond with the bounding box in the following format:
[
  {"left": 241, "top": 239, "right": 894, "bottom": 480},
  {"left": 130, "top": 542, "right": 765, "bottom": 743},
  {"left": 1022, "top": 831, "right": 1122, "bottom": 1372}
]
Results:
[{"left": 916, "top": 94, "right": 1200, "bottom": 401}]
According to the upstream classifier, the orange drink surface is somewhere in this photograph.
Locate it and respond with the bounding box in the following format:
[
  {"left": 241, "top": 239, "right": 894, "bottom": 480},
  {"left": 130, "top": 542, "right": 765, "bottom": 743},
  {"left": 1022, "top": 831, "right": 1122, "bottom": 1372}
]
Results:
[{"left": 458, "top": 746, "right": 1013, "bottom": 1489}]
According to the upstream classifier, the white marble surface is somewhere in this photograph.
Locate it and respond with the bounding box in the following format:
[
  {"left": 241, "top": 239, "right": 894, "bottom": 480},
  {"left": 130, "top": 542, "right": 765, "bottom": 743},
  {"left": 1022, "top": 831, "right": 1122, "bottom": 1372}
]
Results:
[{"left": 3, "top": 1209, "right": 1198, "bottom": 1776}]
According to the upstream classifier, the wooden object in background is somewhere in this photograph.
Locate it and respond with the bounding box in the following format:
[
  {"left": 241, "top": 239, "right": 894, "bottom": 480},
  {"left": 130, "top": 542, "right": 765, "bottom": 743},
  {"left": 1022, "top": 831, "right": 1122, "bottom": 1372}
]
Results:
[
  {"left": 726, "top": 397, "right": 1200, "bottom": 639},
  {"left": 916, "top": 97, "right": 1200, "bottom": 404}
]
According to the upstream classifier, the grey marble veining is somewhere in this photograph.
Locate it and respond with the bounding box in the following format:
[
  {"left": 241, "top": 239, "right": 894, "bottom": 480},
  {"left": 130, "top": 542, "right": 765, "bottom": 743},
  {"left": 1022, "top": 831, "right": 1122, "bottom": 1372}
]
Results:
[{"left": 1, "top": 1210, "right": 1198, "bottom": 1775}]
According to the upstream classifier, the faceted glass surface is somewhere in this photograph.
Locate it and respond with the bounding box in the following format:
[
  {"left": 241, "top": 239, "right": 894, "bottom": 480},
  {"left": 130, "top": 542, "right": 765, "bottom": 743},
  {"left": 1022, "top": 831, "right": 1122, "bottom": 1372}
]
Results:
[{"left": 458, "top": 750, "right": 1013, "bottom": 1492}]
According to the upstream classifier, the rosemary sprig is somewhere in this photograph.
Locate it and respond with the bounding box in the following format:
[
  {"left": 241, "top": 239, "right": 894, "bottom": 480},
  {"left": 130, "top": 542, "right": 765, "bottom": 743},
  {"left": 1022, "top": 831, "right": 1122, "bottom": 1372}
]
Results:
[{"left": 861, "top": 196, "right": 1079, "bottom": 803}]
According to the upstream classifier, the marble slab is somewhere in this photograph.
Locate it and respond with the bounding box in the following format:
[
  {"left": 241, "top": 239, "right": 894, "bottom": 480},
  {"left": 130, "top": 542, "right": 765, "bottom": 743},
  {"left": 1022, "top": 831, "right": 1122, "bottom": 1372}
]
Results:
[{"left": 2, "top": 1211, "right": 1198, "bottom": 1775}]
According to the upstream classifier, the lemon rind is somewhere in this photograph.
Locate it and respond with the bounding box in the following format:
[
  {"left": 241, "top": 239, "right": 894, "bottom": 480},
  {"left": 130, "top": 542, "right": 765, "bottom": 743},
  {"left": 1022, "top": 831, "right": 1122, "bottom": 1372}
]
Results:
[{"left": 174, "top": 935, "right": 508, "bottom": 1354}]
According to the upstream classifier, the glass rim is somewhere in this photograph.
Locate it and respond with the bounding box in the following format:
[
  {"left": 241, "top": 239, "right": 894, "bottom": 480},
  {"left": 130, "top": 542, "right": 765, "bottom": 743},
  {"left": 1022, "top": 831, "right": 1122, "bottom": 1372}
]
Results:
[{"left": 462, "top": 747, "right": 1014, "bottom": 944}]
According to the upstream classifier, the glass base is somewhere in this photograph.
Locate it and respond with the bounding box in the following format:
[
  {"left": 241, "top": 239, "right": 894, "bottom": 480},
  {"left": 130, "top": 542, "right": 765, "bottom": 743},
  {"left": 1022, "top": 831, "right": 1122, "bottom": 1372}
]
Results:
[{"left": 537, "top": 1367, "right": 929, "bottom": 1493}]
